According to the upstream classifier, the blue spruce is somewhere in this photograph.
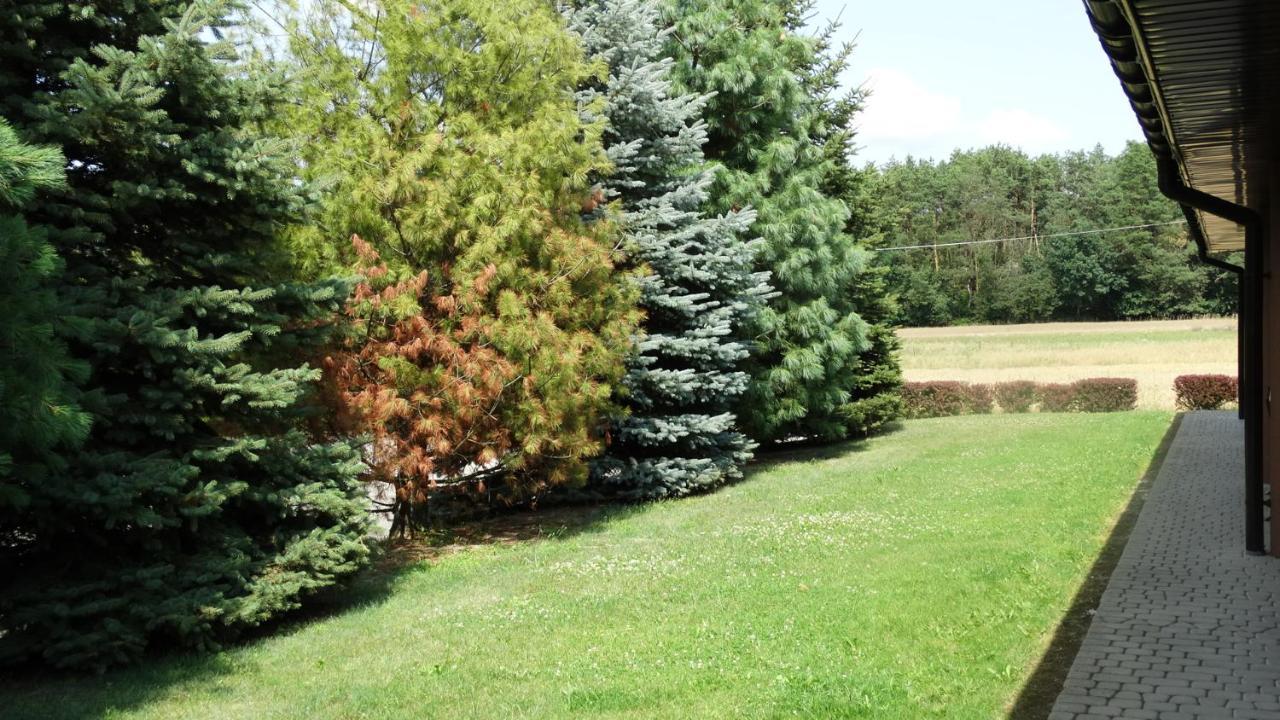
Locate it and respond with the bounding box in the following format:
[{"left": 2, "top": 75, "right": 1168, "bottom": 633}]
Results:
[{"left": 566, "top": 0, "right": 773, "bottom": 499}]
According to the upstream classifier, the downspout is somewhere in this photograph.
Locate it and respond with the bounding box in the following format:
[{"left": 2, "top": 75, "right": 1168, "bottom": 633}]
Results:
[{"left": 1157, "top": 158, "right": 1264, "bottom": 555}]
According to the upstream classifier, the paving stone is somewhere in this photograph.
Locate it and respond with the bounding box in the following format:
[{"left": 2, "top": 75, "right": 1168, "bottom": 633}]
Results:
[{"left": 1049, "top": 412, "right": 1280, "bottom": 719}]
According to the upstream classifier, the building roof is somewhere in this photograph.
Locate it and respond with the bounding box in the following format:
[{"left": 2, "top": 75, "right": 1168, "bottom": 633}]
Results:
[{"left": 1083, "top": 0, "right": 1280, "bottom": 253}]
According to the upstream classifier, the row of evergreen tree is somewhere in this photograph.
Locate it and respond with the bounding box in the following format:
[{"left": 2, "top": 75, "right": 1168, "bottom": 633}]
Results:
[
  {"left": 865, "top": 143, "right": 1239, "bottom": 326},
  {"left": 0, "top": 0, "right": 899, "bottom": 669}
]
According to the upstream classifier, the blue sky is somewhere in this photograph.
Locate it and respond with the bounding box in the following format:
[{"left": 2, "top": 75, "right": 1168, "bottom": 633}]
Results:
[{"left": 810, "top": 0, "right": 1145, "bottom": 165}]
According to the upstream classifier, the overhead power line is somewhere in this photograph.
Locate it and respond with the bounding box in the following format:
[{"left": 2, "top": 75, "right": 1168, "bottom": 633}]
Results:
[{"left": 873, "top": 220, "right": 1187, "bottom": 252}]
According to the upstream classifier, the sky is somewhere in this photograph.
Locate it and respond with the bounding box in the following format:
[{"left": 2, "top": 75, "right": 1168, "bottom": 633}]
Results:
[{"left": 810, "top": 0, "right": 1145, "bottom": 166}]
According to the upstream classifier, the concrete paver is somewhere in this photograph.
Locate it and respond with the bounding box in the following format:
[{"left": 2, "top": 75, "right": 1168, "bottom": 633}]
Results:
[{"left": 1051, "top": 411, "right": 1280, "bottom": 719}]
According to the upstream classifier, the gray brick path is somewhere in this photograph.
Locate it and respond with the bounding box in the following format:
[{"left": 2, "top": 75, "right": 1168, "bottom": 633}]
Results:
[{"left": 1050, "top": 411, "right": 1280, "bottom": 719}]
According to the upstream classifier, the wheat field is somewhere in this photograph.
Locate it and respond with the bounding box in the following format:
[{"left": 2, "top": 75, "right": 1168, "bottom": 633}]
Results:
[{"left": 897, "top": 318, "right": 1238, "bottom": 410}]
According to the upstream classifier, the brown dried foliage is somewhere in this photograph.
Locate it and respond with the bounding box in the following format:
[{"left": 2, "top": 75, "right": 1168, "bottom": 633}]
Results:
[{"left": 325, "top": 237, "right": 516, "bottom": 533}]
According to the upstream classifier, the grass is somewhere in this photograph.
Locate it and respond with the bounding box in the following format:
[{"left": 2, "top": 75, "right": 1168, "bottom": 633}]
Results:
[
  {"left": 2, "top": 412, "right": 1173, "bottom": 720},
  {"left": 898, "top": 317, "right": 1237, "bottom": 409}
]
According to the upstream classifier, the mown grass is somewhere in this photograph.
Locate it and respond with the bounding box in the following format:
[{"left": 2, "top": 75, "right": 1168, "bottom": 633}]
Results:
[
  {"left": 2, "top": 412, "right": 1172, "bottom": 720},
  {"left": 899, "top": 318, "right": 1236, "bottom": 409}
]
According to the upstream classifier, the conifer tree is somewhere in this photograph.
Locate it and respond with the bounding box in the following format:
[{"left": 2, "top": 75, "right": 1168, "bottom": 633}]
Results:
[
  {"left": 0, "top": 2, "right": 369, "bottom": 669},
  {"left": 807, "top": 18, "right": 904, "bottom": 436},
  {"left": 325, "top": 238, "right": 521, "bottom": 534},
  {"left": 563, "top": 0, "right": 771, "bottom": 498},
  {"left": 663, "top": 0, "right": 871, "bottom": 444},
  {"left": 283, "top": 0, "right": 639, "bottom": 521},
  {"left": 0, "top": 120, "right": 91, "bottom": 519}
]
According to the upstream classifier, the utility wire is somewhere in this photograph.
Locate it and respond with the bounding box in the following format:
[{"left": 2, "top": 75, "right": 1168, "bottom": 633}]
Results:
[{"left": 873, "top": 220, "right": 1186, "bottom": 252}]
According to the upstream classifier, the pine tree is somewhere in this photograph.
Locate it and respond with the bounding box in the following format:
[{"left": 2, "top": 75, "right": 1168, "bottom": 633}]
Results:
[
  {"left": 324, "top": 238, "right": 522, "bottom": 533},
  {"left": 831, "top": 166, "right": 905, "bottom": 436},
  {"left": 0, "top": 119, "right": 91, "bottom": 520},
  {"left": 807, "top": 18, "right": 903, "bottom": 437},
  {"left": 0, "top": 2, "right": 369, "bottom": 669},
  {"left": 564, "top": 0, "right": 772, "bottom": 498},
  {"left": 663, "top": 0, "right": 871, "bottom": 444},
  {"left": 282, "top": 0, "right": 640, "bottom": 522}
]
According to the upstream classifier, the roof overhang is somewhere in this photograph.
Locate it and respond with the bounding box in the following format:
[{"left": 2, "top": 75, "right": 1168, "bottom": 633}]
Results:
[{"left": 1084, "top": 0, "right": 1280, "bottom": 253}]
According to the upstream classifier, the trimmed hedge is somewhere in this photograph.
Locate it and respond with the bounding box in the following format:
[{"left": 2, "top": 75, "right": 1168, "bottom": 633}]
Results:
[
  {"left": 1037, "top": 383, "right": 1076, "bottom": 412},
  {"left": 903, "top": 378, "right": 1140, "bottom": 417},
  {"left": 1173, "top": 374, "right": 1238, "bottom": 410},
  {"left": 993, "top": 381, "right": 1037, "bottom": 413},
  {"left": 966, "top": 383, "right": 994, "bottom": 415},
  {"left": 901, "top": 381, "right": 993, "bottom": 418},
  {"left": 1072, "top": 377, "right": 1138, "bottom": 412}
]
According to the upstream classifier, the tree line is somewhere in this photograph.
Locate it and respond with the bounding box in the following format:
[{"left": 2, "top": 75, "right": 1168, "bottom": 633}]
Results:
[
  {"left": 0, "top": 0, "right": 899, "bottom": 669},
  {"left": 863, "top": 143, "right": 1239, "bottom": 326}
]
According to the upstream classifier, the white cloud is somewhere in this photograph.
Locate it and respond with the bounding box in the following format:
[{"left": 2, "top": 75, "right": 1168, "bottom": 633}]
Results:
[
  {"left": 856, "top": 67, "right": 963, "bottom": 141},
  {"left": 976, "top": 108, "right": 1069, "bottom": 149},
  {"left": 849, "top": 68, "right": 1077, "bottom": 164}
]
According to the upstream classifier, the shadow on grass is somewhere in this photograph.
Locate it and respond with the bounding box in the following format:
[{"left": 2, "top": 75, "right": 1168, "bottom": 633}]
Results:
[
  {"left": 1005, "top": 412, "right": 1184, "bottom": 720},
  {"left": 0, "top": 502, "right": 634, "bottom": 720},
  {"left": 748, "top": 421, "right": 900, "bottom": 472},
  {"left": 1, "top": 425, "right": 891, "bottom": 720}
]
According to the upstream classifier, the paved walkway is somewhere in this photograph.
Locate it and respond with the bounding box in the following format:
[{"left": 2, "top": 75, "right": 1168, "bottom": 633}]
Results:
[{"left": 1051, "top": 411, "right": 1280, "bottom": 720}]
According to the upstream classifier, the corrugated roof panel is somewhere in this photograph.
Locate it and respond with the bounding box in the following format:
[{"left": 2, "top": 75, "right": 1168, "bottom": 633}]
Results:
[{"left": 1086, "top": 0, "right": 1280, "bottom": 253}]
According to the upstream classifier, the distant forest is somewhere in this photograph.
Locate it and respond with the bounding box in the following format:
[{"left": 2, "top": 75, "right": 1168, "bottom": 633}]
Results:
[{"left": 856, "top": 142, "right": 1240, "bottom": 326}]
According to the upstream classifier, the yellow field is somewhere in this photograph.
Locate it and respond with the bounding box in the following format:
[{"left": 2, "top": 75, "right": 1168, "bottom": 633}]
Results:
[{"left": 897, "top": 318, "right": 1238, "bottom": 410}]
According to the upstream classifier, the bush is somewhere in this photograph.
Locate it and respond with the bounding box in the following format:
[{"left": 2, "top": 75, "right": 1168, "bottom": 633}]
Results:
[
  {"left": 994, "top": 381, "right": 1037, "bottom": 413},
  {"left": 904, "top": 378, "right": 1139, "bottom": 417},
  {"left": 901, "top": 381, "right": 992, "bottom": 418},
  {"left": 901, "top": 381, "right": 968, "bottom": 418},
  {"left": 1072, "top": 377, "right": 1138, "bottom": 412},
  {"left": 964, "top": 383, "right": 994, "bottom": 414},
  {"left": 1174, "top": 374, "right": 1238, "bottom": 410},
  {"left": 1037, "top": 383, "right": 1077, "bottom": 412}
]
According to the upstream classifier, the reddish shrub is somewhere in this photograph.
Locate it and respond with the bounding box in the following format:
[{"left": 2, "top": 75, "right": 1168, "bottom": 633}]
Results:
[
  {"left": 906, "top": 378, "right": 1138, "bottom": 416},
  {"left": 994, "top": 381, "right": 1037, "bottom": 413},
  {"left": 1072, "top": 377, "right": 1138, "bottom": 412},
  {"left": 1036, "top": 383, "right": 1077, "bottom": 412},
  {"left": 901, "top": 381, "right": 969, "bottom": 418},
  {"left": 963, "top": 383, "right": 994, "bottom": 414},
  {"left": 902, "top": 381, "right": 993, "bottom": 418},
  {"left": 1173, "top": 374, "right": 1238, "bottom": 410}
]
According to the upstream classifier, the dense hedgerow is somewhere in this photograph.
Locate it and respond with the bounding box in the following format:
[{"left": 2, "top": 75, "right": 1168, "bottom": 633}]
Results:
[
  {"left": 1173, "top": 374, "right": 1238, "bottom": 410},
  {"left": 905, "top": 379, "right": 1139, "bottom": 417},
  {"left": 901, "top": 382, "right": 965, "bottom": 418},
  {"left": 993, "top": 381, "right": 1037, "bottom": 413},
  {"left": 966, "top": 384, "right": 995, "bottom": 414},
  {"left": 901, "top": 382, "right": 993, "bottom": 418},
  {"left": 1072, "top": 378, "right": 1138, "bottom": 412},
  {"left": 1037, "top": 383, "right": 1078, "bottom": 412}
]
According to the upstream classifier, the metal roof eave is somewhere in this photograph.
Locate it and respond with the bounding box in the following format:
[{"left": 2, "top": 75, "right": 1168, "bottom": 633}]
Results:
[{"left": 1083, "top": 0, "right": 1250, "bottom": 254}]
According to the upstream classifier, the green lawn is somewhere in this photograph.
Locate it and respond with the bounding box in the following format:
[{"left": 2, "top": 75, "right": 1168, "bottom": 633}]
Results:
[{"left": 3, "top": 412, "right": 1172, "bottom": 720}]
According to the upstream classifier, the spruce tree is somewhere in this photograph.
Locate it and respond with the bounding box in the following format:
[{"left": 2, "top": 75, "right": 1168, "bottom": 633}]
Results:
[
  {"left": 564, "top": 0, "right": 772, "bottom": 498},
  {"left": 0, "top": 2, "right": 369, "bottom": 669},
  {"left": 663, "top": 0, "right": 871, "bottom": 444},
  {"left": 282, "top": 0, "right": 640, "bottom": 522}
]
